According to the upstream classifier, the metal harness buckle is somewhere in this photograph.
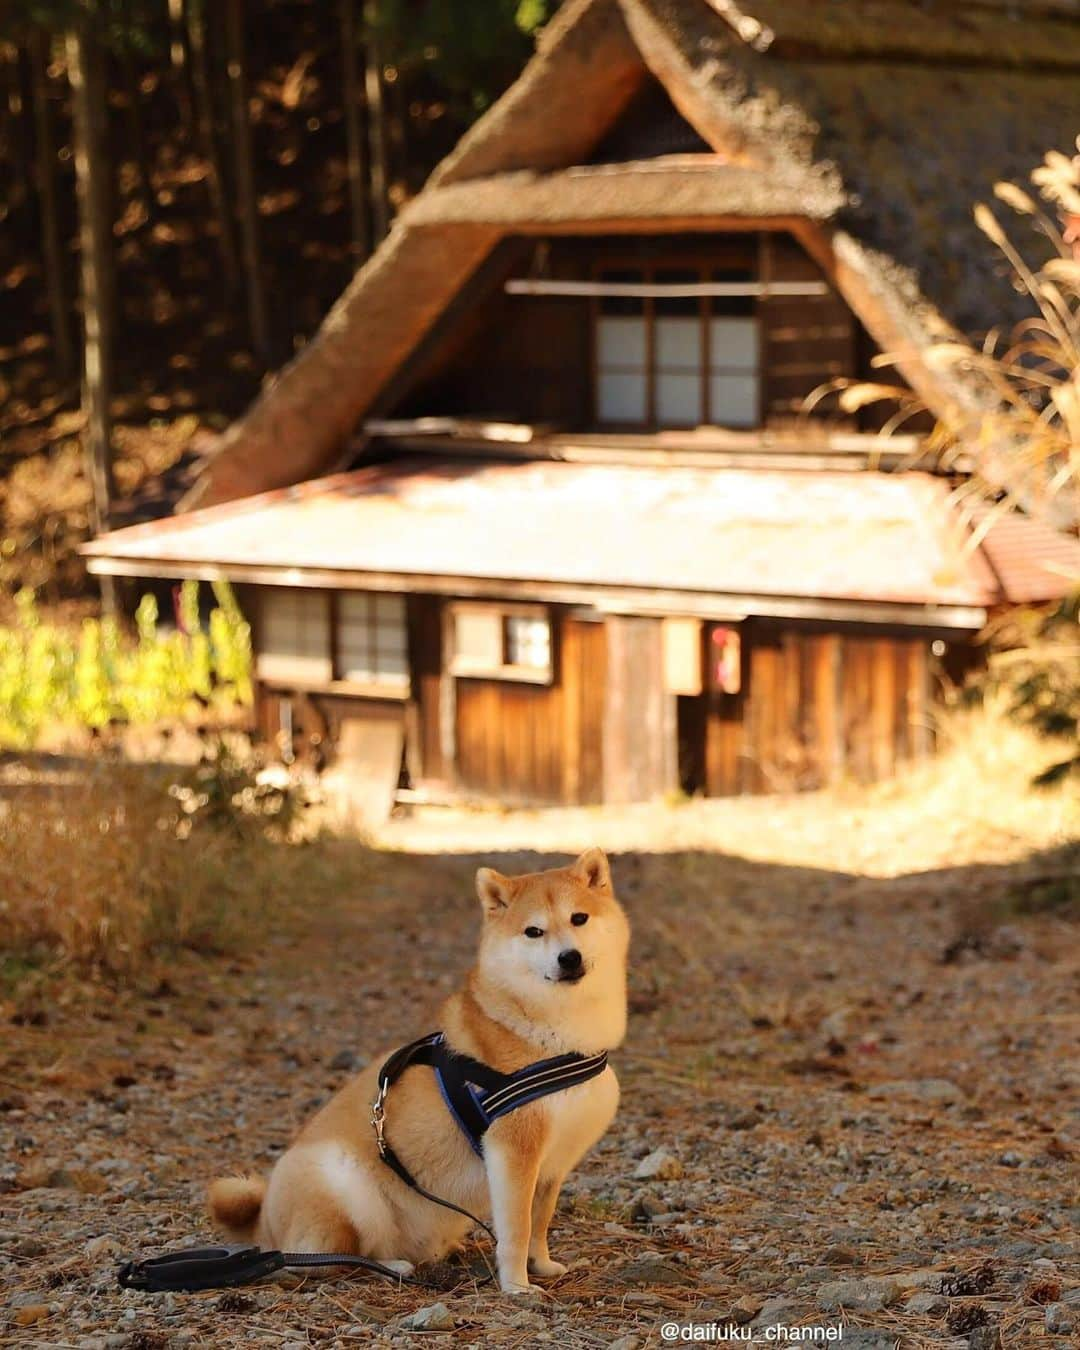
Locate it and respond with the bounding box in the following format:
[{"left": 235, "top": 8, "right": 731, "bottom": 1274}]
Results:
[{"left": 370, "top": 1080, "right": 389, "bottom": 1157}]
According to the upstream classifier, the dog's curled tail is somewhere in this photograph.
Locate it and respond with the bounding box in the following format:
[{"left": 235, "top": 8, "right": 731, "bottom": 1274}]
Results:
[{"left": 208, "top": 1175, "right": 266, "bottom": 1240}]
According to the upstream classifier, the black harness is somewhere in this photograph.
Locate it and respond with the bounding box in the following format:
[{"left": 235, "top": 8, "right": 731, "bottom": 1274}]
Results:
[
  {"left": 118, "top": 1031, "right": 609, "bottom": 1294},
  {"left": 373, "top": 1031, "right": 609, "bottom": 1159}
]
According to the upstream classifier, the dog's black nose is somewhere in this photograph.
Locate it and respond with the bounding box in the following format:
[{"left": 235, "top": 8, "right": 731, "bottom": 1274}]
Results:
[{"left": 558, "top": 948, "right": 583, "bottom": 972}]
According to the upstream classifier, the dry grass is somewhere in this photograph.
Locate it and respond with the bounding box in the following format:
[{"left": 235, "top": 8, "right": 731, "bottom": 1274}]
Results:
[
  {"left": 0, "top": 762, "right": 369, "bottom": 981},
  {"left": 376, "top": 701, "right": 1079, "bottom": 879}
]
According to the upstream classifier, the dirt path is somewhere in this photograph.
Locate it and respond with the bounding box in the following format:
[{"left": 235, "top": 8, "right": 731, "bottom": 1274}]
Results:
[{"left": 1, "top": 834, "right": 1077, "bottom": 1349}]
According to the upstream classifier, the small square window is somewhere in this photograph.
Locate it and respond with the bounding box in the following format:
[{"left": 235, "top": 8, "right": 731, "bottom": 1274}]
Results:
[
  {"left": 449, "top": 604, "right": 553, "bottom": 684},
  {"left": 505, "top": 615, "right": 551, "bottom": 671}
]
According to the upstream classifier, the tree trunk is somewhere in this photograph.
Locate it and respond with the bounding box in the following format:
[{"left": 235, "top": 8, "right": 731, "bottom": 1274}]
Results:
[
  {"left": 119, "top": 7, "right": 157, "bottom": 226},
  {"left": 67, "top": 20, "right": 117, "bottom": 609},
  {"left": 3, "top": 45, "right": 32, "bottom": 219},
  {"left": 187, "top": 0, "right": 238, "bottom": 290},
  {"left": 224, "top": 0, "right": 273, "bottom": 364},
  {"left": 363, "top": 0, "right": 390, "bottom": 245},
  {"left": 340, "top": 0, "right": 371, "bottom": 262},
  {"left": 168, "top": 0, "right": 195, "bottom": 134},
  {"left": 29, "top": 28, "right": 75, "bottom": 381}
]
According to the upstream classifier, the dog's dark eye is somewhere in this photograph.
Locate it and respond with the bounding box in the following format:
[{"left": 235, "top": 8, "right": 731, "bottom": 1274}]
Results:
[
  {"left": 570, "top": 912, "right": 588, "bottom": 927},
  {"left": 524, "top": 926, "right": 544, "bottom": 939}
]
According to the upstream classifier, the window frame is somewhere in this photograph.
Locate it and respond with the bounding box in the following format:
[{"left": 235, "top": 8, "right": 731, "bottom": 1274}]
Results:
[
  {"left": 589, "top": 247, "right": 763, "bottom": 432},
  {"left": 447, "top": 601, "right": 555, "bottom": 686},
  {"left": 254, "top": 587, "right": 411, "bottom": 701}
]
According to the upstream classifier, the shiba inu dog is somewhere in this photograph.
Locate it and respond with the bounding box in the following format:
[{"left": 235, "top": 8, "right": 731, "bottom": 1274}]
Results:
[{"left": 208, "top": 848, "right": 629, "bottom": 1294}]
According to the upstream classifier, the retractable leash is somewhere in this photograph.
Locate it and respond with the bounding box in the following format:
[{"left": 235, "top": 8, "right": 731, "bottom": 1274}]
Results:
[{"left": 118, "top": 1031, "right": 608, "bottom": 1295}]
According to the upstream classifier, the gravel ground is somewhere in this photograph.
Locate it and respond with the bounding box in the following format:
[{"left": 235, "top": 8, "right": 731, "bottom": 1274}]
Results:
[{"left": 1, "top": 820, "right": 1078, "bottom": 1349}]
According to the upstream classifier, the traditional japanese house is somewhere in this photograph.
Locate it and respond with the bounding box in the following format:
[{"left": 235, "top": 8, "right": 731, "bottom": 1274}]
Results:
[{"left": 83, "top": 0, "right": 1080, "bottom": 808}]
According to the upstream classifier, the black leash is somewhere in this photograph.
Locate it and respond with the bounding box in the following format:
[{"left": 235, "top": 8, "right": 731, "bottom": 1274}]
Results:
[
  {"left": 119, "top": 1031, "right": 607, "bottom": 1295},
  {"left": 117, "top": 1245, "right": 419, "bottom": 1293}
]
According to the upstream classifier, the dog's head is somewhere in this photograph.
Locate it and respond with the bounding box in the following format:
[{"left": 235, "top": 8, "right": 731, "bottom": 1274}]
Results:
[{"left": 474, "top": 849, "right": 629, "bottom": 1046}]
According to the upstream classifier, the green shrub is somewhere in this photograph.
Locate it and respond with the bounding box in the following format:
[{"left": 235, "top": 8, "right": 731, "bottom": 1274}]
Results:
[{"left": 0, "top": 580, "right": 252, "bottom": 749}]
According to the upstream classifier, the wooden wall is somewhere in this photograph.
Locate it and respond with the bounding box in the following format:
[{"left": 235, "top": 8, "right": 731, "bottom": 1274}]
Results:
[
  {"left": 454, "top": 616, "right": 606, "bottom": 804},
  {"left": 603, "top": 615, "right": 677, "bottom": 803},
  {"left": 760, "top": 233, "right": 858, "bottom": 427},
  {"left": 702, "top": 621, "right": 933, "bottom": 796},
  {"left": 400, "top": 231, "right": 864, "bottom": 433}
]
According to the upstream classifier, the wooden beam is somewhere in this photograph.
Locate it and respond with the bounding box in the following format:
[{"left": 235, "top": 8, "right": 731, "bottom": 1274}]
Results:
[{"left": 83, "top": 556, "right": 990, "bottom": 630}]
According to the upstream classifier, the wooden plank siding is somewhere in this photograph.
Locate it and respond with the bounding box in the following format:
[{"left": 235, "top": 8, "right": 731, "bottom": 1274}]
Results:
[
  {"left": 760, "top": 233, "right": 857, "bottom": 428},
  {"left": 603, "top": 615, "right": 676, "bottom": 803},
  {"left": 454, "top": 615, "right": 606, "bottom": 804},
  {"left": 703, "top": 621, "right": 933, "bottom": 795}
]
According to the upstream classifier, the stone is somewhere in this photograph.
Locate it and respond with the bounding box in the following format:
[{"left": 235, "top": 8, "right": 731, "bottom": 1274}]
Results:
[
  {"left": 328, "top": 1049, "right": 358, "bottom": 1072},
  {"left": 85, "top": 1235, "right": 123, "bottom": 1261},
  {"left": 840, "top": 1334, "right": 902, "bottom": 1350},
  {"left": 13, "top": 1237, "right": 46, "bottom": 1257},
  {"left": 400, "top": 1302, "right": 455, "bottom": 1331},
  {"left": 998, "top": 1151, "right": 1023, "bottom": 1168},
  {"left": 612, "top": 1255, "right": 695, "bottom": 1287},
  {"left": 866, "top": 1079, "right": 965, "bottom": 1106},
  {"left": 967, "top": 1328, "right": 1002, "bottom": 1350},
  {"left": 729, "top": 1294, "right": 762, "bottom": 1324},
  {"left": 751, "top": 1296, "right": 797, "bottom": 1328},
  {"left": 633, "top": 1147, "right": 683, "bottom": 1181},
  {"left": 608, "top": 1338, "right": 643, "bottom": 1350},
  {"left": 820, "top": 1244, "right": 860, "bottom": 1266},
  {"left": 1045, "top": 1303, "right": 1075, "bottom": 1335},
  {"left": 817, "top": 1276, "right": 901, "bottom": 1312},
  {"left": 906, "top": 1291, "right": 948, "bottom": 1315}
]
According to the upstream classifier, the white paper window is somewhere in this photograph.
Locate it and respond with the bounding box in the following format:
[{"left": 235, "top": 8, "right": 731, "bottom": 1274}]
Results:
[
  {"left": 450, "top": 604, "right": 552, "bottom": 683},
  {"left": 338, "top": 592, "right": 409, "bottom": 688},
  {"left": 709, "top": 317, "right": 759, "bottom": 428},
  {"left": 258, "top": 588, "right": 332, "bottom": 685},
  {"left": 505, "top": 615, "right": 551, "bottom": 671}
]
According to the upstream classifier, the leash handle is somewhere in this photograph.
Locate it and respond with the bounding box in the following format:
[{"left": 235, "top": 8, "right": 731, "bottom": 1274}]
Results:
[{"left": 117, "top": 1244, "right": 417, "bottom": 1293}]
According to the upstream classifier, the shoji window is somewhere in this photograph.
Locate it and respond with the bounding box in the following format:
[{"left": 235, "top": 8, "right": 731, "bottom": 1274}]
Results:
[
  {"left": 592, "top": 262, "right": 761, "bottom": 429},
  {"left": 708, "top": 269, "right": 759, "bottom": 429},
  {"left": 596, "top": 271, "right": 647, "bottom": 424},
  {"left": 449, "top": 603, "right": 553, "bottom": 684},
  {"left": 337, "top": 593, "right": 409, "bottom": 689},
  {"left": 654, "top": 268, "right": 703, "bottom": 426},
  {"left": 257, "top": 588, "right": 332, "bottom": 685}
]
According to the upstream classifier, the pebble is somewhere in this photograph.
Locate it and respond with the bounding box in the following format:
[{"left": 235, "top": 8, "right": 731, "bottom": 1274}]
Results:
[
  {"left": 400, "top": 1301, "right": 455, "bottom": 1331},
  {"left": 1045, "top": 1302, "right": 1075, "bottom": 1334},
  {"left": 328, "top": 1049, "right": 359, "bottom": 1072},
  {"left": 608, "top": 1338, "right": 642, "bottom": 1350},
  {"left": 633, "top": 1147, "right": 683, "bottom": 1181},
  {"left": 998, "top": 1151, "right": 1023, "bottom": 1168},
  {"left": 85, "top": 1235, "right": 123, "bottom": 1260},
  {"left": 865, "top": 1079, "right": 965, "bottom": 1106},
  {"left": 906, "top": 1291, "right": 948, "bottom": 1315},
  {"left": 817, "top": 1276, "right": 901, "bottom": 1311},
  {"left": 612, "top": 1255, "right": 695, "bottom": 1287}
]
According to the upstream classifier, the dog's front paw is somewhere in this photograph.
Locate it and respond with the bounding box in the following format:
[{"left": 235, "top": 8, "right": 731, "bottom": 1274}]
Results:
[
  {"left": 500, "top": 1279, "right": 543, "bottom": 1296},
  {"left": 527, "top": 1256, "right": 568, "bottom": 1279}
]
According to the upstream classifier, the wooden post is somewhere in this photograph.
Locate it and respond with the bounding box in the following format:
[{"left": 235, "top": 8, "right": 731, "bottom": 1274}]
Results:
[{"left": 67, "top": 20, "right": 116, "bottom": 604}]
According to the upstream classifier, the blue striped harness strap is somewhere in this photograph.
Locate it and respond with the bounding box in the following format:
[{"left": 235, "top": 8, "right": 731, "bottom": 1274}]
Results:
[{"left": 371, "top": 1032, "right": 609, "bottom": 1170}]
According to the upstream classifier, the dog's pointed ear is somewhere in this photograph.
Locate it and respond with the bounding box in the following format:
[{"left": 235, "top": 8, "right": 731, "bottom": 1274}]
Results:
[
  {"left": 476, "top": 867, "right": 513, "bottom": 917},
  {"left": 572, "top": 847, "right": 611, "bottom": 891}
]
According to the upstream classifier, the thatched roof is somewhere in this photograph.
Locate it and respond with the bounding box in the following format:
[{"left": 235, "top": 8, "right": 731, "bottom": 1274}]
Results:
[{"left": 185, "top": 0, "right": 1080, "bottom": 508}]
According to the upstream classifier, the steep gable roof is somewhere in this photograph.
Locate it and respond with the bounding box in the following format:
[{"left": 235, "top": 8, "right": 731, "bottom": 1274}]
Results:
[{"left": 185, "top": 0, "right": 1080, "bottom": 509}]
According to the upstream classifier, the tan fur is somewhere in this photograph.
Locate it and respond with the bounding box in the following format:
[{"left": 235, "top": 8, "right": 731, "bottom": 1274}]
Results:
[
  {"left": 207, "top": 848, "right": 629, "bottom": 1293},
  {"left": 207, "top": 1175, "right": 266, "bottom": 1240}
]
